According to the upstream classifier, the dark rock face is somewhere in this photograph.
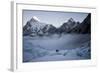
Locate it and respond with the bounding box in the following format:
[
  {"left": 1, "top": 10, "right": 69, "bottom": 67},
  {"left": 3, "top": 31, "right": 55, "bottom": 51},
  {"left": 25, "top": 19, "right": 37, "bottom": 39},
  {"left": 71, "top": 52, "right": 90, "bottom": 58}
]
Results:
[
  {"left": 80, "top": 13, "right": 91, "bottom": 33},
  {"left": 70, "top": 13, "right": 91, "bottom": 34},
  {"left": 23, "top": 21, "right": 33, "bottom": 36}
]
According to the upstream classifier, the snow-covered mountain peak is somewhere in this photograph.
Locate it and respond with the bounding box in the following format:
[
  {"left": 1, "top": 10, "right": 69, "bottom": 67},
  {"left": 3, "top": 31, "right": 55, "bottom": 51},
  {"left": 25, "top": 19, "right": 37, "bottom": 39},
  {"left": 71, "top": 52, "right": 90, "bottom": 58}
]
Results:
[
  {"left": 30, "top": 16, "right": 40, "bottom": 22},
  {"left": 68, "top": 18, "right": 75, "bottom": 23}
]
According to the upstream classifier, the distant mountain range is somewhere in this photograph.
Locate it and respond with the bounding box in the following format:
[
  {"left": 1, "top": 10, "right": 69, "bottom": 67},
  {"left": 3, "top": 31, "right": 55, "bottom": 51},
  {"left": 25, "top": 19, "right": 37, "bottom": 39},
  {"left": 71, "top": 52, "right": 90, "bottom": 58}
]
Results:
[{"left": 23, "top": 13, "right": 91, "bottom": 36}]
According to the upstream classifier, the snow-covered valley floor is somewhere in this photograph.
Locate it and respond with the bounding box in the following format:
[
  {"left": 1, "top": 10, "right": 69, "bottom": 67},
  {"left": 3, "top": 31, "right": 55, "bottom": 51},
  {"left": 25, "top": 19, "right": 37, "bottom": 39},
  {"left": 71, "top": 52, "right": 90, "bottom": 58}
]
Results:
[{"left": 23, "top": 34, "right": 91, "bottom": 62}]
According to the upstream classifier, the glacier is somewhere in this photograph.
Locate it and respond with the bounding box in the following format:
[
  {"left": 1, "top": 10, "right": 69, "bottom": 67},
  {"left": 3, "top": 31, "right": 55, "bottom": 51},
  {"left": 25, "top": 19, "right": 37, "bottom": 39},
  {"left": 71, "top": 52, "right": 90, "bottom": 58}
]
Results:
[{"left": 23, "top": 34, "right": 91, "bottom": 62}]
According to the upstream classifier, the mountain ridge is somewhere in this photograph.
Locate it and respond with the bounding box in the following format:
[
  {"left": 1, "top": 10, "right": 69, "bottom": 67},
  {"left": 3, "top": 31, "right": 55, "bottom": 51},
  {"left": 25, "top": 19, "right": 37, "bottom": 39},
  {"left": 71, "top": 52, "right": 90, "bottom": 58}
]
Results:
[{"left": 23, "top": 14, "right": 91, "bottom": 36}]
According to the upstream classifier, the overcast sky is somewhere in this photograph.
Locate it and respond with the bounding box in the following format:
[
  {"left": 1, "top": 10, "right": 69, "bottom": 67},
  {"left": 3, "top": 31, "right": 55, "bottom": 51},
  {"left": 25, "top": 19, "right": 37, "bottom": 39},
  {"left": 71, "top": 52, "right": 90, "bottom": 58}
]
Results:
[{"left": 23, "top": 10, "right": 89, "bottom": 27}]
